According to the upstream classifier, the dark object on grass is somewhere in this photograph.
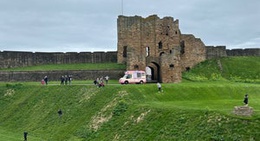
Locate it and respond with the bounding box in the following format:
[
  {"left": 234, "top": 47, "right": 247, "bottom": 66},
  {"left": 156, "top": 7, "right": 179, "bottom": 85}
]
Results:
[
  {"left": 24, "top": 131, "right": 28, "bottom": 141},
  {"left": 58, "top": 109, "right": 63, "bottom": 117}
]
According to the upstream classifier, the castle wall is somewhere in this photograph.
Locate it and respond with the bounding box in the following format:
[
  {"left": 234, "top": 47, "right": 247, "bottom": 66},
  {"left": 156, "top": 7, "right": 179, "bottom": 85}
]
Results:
[
  {"left": 0, "top": 51, "right": 117, "bottom": 69},
  {"left": 161, "top": 54, "right": 182, "bottom": 83},
  {"left": 117, "top": 15, "right": 146, "bottom": 65},
  {"left": 206, "top": 46, "right": 259, "bottom": 59},
  {"left": 206, "top": 46, "right": 227, "bottom": 59},
  {"left": 0, "top": 70, "right": 125, "bottom": 82},
  {"left": 117, "top": 15, "right": 181, "bottom": 66},
  {"left": 180, "top": 34, "right": 206, "bottom": 70},
  {"left": 227, "top": 48, "right": 260, "bottom": 56}
]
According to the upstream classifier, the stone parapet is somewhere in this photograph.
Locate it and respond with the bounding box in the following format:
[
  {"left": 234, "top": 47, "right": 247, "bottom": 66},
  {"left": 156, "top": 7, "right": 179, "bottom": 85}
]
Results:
[
  {"left": 233, "top": 106, "right": 253, "bottom": 116},
  {"left": 206, "top": 46, "right": 260, "bottom": 59},
  {"left": 0, "top": 51, "right": 117, "bottom": 69}
]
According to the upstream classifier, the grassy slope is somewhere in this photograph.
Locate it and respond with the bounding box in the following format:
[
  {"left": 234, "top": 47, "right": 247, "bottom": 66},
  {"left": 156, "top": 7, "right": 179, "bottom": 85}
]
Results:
[
  {"left": 182, "top": 56, "right": 260, "bottom": 83},
  {"left": 0, "top": 82, "right": 259, "bottom": 141},
  {"left": 0, "top": 57, "right": 259, "bottom": 140}
]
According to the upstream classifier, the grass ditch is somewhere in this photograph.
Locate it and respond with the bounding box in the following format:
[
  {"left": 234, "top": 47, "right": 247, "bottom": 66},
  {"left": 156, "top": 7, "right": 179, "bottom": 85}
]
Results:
[
  {"left": 0, "top": 56, "right": 259, "bottom": 140},
  {"left": 0, "top": 81, "right": 259, "bottom": 140}
]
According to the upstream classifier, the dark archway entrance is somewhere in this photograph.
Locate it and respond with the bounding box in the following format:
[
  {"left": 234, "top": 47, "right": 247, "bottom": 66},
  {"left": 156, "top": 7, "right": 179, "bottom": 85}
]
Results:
[{"left": 146, "top": 62, "right": 161, "bottom": 83}]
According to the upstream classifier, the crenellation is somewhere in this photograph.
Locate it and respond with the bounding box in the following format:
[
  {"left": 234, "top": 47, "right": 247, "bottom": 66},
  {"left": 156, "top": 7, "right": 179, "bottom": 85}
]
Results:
[
  {"left": 0, "top": 51, "right": 117, "bottom": 69},
  {"left": 206, "top": 46, "right": 227, "bottom": 59},
  {"left": 226, "top": 48, "right": 260, "bottom": 56},
  {"left": 206, "top": 46, "right": 259, "bottom": 59}
]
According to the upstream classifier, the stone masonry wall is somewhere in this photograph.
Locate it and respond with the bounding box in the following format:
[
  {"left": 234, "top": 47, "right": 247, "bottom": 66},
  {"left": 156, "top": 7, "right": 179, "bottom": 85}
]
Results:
[
  {"left": 227, "top": 48, "right": 260, "bottom": 56},
  {"left": 117, "top": 15, "right": 206, "bottom": 83},
  {"left": 206, "top": 46, "right": 227, "bottom": 59},
  {"left": 0, "top": 51, "right": 117, "bottom": 69},
  {"left": 206, "top": 46, "right": 259, "bottom": 59},
  {"left": 117, "top": 15, "right": 184, "bottom": 83},
  {"left": 180, "top": 34, "right": 206, "bottom": 70}
]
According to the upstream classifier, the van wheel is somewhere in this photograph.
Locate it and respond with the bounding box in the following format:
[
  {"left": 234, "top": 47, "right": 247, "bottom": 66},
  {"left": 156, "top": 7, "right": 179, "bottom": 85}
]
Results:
[
  {"left": 124, "top": 81, "right": 129, "bottom": 84},
  {"left": 140, "top": 81, "right": 143, "bottom": 84}
]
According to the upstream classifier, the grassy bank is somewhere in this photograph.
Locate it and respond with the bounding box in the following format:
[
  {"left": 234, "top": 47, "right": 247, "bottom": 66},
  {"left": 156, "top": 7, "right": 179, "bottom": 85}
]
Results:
[
  {"left": 0, "top": 81, "right": 259, "bottom": 140},
  {"left": 0, "top": 56, "right": 259, "bottom": 140},
  {"left": 183, "top": 56, "right": 260, "bottom": 83}
]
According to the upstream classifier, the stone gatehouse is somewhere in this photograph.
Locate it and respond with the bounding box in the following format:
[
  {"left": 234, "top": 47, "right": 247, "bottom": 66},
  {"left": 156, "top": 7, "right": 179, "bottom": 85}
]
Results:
[{"left": 117, "top": 15, "right": 206, "bottom": 83}]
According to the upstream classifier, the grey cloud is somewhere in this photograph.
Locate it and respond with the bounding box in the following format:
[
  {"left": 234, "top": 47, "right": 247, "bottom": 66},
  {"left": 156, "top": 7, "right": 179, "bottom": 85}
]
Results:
[{"left": 0, "top": 0, "right": 259, "bottom": 52}]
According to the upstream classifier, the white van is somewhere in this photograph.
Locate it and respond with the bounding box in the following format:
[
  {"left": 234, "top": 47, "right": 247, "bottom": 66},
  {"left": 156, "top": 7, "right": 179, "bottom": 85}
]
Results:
[{"left": 119, "top": 70, "right": 146, "bottom": 84}]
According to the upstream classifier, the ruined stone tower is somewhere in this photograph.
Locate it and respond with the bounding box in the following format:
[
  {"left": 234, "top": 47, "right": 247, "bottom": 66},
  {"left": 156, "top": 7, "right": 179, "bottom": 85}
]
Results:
[{"left": 117, "top": 15, "right": 206, "bottom": 83}]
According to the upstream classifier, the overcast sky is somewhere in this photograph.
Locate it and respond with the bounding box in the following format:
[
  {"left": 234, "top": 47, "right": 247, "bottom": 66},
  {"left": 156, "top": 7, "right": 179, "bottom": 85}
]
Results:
[{"left": 0, "top": 0, "right": 259, "bottom": 52}]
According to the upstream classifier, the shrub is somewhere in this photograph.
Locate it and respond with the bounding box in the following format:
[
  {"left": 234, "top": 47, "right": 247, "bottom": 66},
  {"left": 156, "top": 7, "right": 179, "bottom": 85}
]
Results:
[
  {"left": 6, "top": 83, "right": 23, "bottom": 89},
  {"left": 113, "top": 100, "right": 128, "bottom": 116}
]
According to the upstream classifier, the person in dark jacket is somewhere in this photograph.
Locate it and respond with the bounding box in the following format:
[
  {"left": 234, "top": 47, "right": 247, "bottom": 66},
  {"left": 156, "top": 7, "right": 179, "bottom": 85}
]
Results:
[
  {"left": 44, "top": 76, "right": 48, "bottom": 85},
  {"left": 243, "top": 94, "right": 248, "bottom": 106},
  {"left": 24, "top": 131, "right": 28, "bottom": 141}
]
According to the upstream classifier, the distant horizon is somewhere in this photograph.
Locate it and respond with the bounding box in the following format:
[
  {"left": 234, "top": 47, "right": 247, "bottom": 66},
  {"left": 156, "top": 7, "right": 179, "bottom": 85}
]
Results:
[{"left": 1, "top": 46, "right": 259, "bottom": 53}]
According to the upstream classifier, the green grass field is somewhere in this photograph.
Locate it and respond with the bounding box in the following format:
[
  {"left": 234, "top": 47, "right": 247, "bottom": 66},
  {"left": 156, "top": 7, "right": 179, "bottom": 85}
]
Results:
[
  {"left": 0, "top": 56, "right": 259, "bottom": 140},
  {"left": 183, "top": 56, "right": 260, "bottom": 83}
]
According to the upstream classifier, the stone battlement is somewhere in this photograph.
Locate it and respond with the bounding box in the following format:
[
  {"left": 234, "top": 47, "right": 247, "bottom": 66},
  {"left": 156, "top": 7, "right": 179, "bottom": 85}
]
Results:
[
  {"left": 206, "top": 46, "right": 260, "bottom": 59},
  {"left": 0, "top": 47, "right": 258, "bottom": 70},
  {"left": 0, "top": 51, "right": 117, "bottom": 69}
]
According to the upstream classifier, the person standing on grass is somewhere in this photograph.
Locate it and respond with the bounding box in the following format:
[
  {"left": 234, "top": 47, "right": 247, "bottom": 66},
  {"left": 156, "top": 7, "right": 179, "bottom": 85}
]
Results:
[
  {"left": 60, "top": 76, "right": 65, "bottom": 85},
  {"left": 24, "top": 131, "right": 28, "bottom": 141},
  {"left": 93, "top": 79, "right": 97, "bottom": 86},
  {"left": 105, "top": 75, "right": 109, "bottom": 84},
  {"left": 157, "top": 82, "right": 162, "bottom": 92},
  {"left": 65, "top": 75, "right": 68, "bottom": 85},
  {"left": 244, "top": 94, "right": 248, "bottom": 106},
  {"left": 44, "top": 76, "right": 48, "bottom": 85},
  {"left": 68, "top": 75, "right": 72, "bottom": 85}
]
